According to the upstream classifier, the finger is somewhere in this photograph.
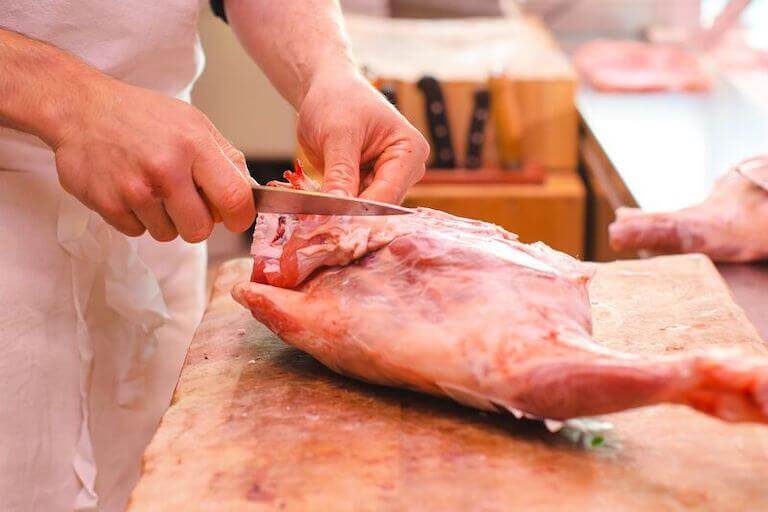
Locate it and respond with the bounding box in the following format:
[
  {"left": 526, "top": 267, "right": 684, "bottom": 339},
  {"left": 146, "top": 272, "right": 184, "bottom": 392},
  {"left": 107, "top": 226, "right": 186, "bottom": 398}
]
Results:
[
  {"left": 58, "top": 165, "right": 145, "bottom": 237},
  {"left": 164, "top": 178, "right": 214, "bottom": 243},
  {"left": 94, "top": 193, "right": 146, "bottom": 237},
  {"left": 105, "top": 211, "right": 146, "bottom": 238},
  {"left": 192, "top": 138, "right": 255, "bottom": 233},
  {"left": 121, "top": 181, "right": 178, "bottom": 241},
  {"left": 609, "top": 208, "right": 689, "bottom": 254},
  {"left": 200, "top": 190, "right": 223, "bottom": 224},
  {"left": 133, "top": 201, "right": 178, "bottom": 242},
  {"left": 208, "top": 128, "right": 248, "bottom": 223},
  {"left": 360, "top": 137, "right": 428, "bottom": 204},
  {"left": 319, "top": 131, "right": 361, "bottom": 197}
]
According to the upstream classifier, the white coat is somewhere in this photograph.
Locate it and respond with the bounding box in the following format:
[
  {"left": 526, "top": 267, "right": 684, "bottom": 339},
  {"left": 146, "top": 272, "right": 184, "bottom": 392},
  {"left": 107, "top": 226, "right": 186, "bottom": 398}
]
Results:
[{"left": 0, "top": 2, "right": 208, "bottom": 510}]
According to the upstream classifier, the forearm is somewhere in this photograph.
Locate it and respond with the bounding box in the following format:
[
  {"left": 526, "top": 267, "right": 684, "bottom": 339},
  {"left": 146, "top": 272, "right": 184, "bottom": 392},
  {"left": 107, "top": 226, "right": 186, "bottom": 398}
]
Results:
[
  {"left": 0, "top": 28, "right": 103, "bottom": 147},
  {"left": 224, "top": 0, "right": 357, "bottom": 109}
]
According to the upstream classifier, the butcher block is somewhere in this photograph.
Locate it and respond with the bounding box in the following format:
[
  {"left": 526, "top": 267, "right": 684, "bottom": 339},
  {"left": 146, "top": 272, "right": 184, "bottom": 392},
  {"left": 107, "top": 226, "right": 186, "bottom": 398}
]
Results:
[{"left": 129, "top": 254, "right": 768, "bottom": 511}]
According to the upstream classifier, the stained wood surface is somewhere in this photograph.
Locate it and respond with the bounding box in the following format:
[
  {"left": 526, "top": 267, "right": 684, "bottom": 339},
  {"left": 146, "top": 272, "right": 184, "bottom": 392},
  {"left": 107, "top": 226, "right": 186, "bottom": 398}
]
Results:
[{"left": 129, "top": 255, "right": 768, "bottom": 512}]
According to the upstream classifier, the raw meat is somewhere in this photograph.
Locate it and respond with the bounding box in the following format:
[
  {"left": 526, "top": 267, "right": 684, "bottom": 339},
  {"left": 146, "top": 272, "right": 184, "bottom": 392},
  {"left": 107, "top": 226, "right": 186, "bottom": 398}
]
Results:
[
  {"left": 233, "top": 164, "right": 768, "bottom": 424},
  {"left": 574, "top": 39, "right": 711, "bottom": 92},
  {"left": 610, "top": 157, "right": 768, "bottom": 262}
]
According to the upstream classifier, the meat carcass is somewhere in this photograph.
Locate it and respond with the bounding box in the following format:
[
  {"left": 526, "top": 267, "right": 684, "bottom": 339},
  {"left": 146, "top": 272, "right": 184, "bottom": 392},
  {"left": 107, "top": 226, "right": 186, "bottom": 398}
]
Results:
[
  {"left": 233, "top": 164, "right": 768, "bottom": 424},
  {"left": 574, "top": 39, "right": 711, "bottom": 92},
  {"left": 610, "top": 157, "right": 768, "bottom": 262}
]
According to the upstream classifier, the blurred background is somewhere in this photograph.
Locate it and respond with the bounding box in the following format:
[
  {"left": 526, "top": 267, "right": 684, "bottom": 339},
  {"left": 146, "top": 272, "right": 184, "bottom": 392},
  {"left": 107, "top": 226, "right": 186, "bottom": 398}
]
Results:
[{"left": 195, "top": 0, "right": 768, "bottom": 265}]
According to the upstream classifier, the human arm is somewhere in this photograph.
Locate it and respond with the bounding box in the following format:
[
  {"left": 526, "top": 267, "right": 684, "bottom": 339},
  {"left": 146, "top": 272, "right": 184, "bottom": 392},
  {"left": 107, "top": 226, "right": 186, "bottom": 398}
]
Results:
[
  {"left": 0, "top": 28, "right": 254, "bottom": 241},
  {"left": 222, "top": 0, "right": 429, "bottom": 203}
]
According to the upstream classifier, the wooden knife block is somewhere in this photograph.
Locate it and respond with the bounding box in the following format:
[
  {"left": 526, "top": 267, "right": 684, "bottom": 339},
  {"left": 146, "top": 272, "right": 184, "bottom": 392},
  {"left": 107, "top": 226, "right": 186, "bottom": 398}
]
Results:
[
  {"left": 343, "top": 14, "right": 578, "bottom": 179},
  {"left": 380, "top": 76, "right": 576, "bottom": 180}
]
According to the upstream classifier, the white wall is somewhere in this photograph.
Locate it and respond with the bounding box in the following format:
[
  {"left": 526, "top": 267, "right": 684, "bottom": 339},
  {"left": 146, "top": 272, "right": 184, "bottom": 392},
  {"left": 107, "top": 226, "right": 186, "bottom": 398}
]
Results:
[{"left": 192, "top": 7, "right": 297, "bottom": 160}]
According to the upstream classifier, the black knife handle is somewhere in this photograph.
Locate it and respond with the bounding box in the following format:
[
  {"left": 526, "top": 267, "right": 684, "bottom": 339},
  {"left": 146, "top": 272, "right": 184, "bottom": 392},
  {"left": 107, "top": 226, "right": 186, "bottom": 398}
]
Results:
[
  {"left": 465, "top": 88, "right": 490, "bottom": 169},
  {"left": 379, "top": 85, "right": 398, "bottom": 109},
  {"left": 417, "top": 76, "right": 455, "bottom": 169}
]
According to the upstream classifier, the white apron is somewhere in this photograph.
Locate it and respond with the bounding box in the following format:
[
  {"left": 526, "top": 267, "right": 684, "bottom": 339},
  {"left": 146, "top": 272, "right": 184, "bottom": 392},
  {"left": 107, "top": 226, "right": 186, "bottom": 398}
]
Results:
[{"left": 0, "top": 2, "right": 207, "bottom": 511}]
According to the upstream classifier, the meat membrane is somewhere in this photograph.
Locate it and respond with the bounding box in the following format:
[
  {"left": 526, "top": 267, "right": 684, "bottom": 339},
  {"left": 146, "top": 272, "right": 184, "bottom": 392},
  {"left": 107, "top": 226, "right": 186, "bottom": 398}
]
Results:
[{"left": 233, "top": 164, "right": 768, "bottom": 424}]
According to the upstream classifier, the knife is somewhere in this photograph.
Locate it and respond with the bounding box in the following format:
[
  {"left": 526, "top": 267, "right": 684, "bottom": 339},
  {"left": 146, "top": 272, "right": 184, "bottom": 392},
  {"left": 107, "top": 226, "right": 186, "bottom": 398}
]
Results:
[
  {"left": 417, "top": 75, "right": 456, "bottom": 169},
  {"left": 251, "top": 183, "right": 413, "bottom": 216},
  {"left": 465, "top": 88, "right": 490, "bottom": 169}
]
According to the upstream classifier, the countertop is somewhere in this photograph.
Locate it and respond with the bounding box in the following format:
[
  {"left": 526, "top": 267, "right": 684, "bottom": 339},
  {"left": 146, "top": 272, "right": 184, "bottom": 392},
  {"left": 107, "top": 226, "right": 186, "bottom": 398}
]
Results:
[
  {"left": 130, "top": 255, "right": 768, "bottom": 511},
  {"left": 578, "top": 74, "right": 768, "bottom": 212},
  {"left": 578, "top": 68, "right": 768, "bottom": 339}
]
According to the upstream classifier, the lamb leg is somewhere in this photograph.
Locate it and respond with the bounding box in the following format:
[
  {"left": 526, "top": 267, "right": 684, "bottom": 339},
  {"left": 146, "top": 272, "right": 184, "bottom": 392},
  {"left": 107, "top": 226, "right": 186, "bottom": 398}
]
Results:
[
  {"left": 610, "top": 168, "right": 768, "bottom": 262},
  {"left": 233, "top": 280, "right": 768, "bottom": 423}
]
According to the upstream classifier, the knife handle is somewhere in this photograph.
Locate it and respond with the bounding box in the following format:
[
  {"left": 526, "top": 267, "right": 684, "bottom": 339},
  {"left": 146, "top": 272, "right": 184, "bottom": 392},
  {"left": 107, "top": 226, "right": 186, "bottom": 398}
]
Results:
[
  {"left": 465, "top": 88, "right": 490, "bottom": 169},
  {"left": 379, "top": 85, "right": 398, "bottom": 109},
  {"left": 417, "top": 76, "right": 456, "bottom": 169}
]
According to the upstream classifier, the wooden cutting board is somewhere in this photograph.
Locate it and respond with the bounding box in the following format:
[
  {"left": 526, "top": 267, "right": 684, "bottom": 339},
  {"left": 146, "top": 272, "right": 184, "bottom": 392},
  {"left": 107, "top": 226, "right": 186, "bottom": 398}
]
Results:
[{"left": 129, "top": 255, "right": 768, "bottom": 511}]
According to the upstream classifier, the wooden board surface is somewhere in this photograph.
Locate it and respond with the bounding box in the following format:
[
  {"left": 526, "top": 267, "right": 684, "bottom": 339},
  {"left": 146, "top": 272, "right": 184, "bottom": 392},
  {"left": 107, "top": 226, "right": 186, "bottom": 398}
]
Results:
[{"left": 129, "top": 255, "right": 768, "bottom": 512}]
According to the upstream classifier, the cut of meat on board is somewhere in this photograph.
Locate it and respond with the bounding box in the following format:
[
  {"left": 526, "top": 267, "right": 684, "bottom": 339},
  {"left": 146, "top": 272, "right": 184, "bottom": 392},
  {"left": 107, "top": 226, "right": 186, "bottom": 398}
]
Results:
[
  {"left": 233, "top": 164, "right": 768, "bottom": 424},
  {"left": 610, "top": 158, "right": 768, "bottom": 262},
  {"left": 573, "top": 39, "right": 711, "bottom": 92}
]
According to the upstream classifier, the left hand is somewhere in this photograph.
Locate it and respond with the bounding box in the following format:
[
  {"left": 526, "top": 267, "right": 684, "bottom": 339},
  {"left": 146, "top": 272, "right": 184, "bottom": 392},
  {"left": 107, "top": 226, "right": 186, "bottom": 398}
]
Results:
[{"left": 296, "top": 70, "right": 429, "bottom": 204}]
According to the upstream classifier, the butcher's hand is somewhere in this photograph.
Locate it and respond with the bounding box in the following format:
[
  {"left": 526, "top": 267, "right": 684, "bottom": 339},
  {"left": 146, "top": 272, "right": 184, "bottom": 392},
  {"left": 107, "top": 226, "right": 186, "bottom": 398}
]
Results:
[
  {"left": 52, "top": 79, "right": 255, "bottom": 242},
  {"left": 609, "top": 166, "right": 768, "bottom": 262},
  {"left": 296, "top": 71, "right": 429, "bottom": 204},
  {"left": 223, "top": 0, "right": 428, "bottom": 205},
  {"left": 0, "top": 29, "right": 254, "bottom": 242}
]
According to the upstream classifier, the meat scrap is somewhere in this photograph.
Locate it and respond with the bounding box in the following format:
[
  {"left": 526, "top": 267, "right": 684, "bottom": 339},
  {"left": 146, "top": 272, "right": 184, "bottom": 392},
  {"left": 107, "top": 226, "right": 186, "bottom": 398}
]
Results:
[
  {"left": 574, "top": 39, "right": 711, "bottom": 92},
  {"left": 233, "top": 167, "right": 768, "bottom": 424},
  {"left": 610, "top": 156, "right": 768, "bottom": 262}
]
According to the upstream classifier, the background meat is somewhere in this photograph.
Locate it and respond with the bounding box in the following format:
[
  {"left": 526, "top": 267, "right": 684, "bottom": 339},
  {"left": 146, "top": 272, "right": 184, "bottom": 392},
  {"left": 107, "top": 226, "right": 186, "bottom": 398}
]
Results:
[
  {"left": 233, "top": 169, "right": 768, "bottom": 424},
  {"left": 610, "top": 161, "right": 768, "bottom": 262},
  {"left": 574, "top": 39, "right": 711, "bottom": 92}
]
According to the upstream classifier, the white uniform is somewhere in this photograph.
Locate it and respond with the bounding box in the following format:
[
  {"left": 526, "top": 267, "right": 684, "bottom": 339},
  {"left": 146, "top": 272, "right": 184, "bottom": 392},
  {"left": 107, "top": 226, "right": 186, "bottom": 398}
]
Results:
[{"left": 0, "top": 2, "right": 207, "bottom": 510}]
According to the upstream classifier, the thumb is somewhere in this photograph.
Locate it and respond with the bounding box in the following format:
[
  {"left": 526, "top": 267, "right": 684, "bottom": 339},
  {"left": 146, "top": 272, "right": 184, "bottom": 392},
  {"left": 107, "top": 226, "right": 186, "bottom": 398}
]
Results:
[
  {"left": 609, "top": 207, "right": 692, "bottom": 254},
  {"left": 320, "top": 134, "right": 361, "bottom": 197}
]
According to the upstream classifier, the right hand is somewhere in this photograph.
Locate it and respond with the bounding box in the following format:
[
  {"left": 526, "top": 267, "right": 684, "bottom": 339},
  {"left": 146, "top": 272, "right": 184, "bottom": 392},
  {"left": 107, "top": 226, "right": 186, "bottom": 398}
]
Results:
[{"left": 49, "top": 76, "right": 255, "bottom": 242}]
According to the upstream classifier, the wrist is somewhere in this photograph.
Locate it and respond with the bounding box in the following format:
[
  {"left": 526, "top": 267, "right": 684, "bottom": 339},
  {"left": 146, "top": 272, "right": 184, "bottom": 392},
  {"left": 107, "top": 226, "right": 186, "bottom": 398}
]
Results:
[
  {"left": 297, "top": 61, "right": 365, "bottom": 109},
  {"left": 34, "top": 61, "right": 110, "bottom": 149}
]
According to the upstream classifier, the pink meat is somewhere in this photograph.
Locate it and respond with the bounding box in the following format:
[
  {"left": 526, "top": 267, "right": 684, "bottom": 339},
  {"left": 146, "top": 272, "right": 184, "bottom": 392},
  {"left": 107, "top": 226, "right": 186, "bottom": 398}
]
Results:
[
  {"left": 610, "top": 157, "right": 768, "bottom": 262},
  {"left": 233, "top": 169, "right": 768, "bottom": 423},
  {"left": 574, "top": 39, "right": 711, "bottom": 92}
]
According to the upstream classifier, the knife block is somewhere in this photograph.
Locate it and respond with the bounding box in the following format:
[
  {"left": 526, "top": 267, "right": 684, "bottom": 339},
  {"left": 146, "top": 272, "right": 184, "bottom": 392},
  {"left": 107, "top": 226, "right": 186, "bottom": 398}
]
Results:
[{"left": 343, "top": 14, "right": 578, "bottom": 181}]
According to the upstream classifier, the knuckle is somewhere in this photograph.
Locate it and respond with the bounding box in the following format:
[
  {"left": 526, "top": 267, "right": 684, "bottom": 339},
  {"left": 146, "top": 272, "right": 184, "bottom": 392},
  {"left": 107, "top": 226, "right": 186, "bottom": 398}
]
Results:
[
  {"left": 412, "top": 132, "right": 431, "bottom": 160},
  {"left": 122, "top": 181, "right": 155, "bottom": 208},
  {"left": 146, "top": 151, "right": 178, "bottom": 174},
  {"left": 326, "top": 162, "right": 356, "bottom": 183},
  {"left": 218, "top": 182, "right": 251, "bottom": 213},
  {"left": 229, "top": 149, "right": 247, "bottom": 169},
  {"left": 98, "top": 199, "right": 130, "bottom": 220}
]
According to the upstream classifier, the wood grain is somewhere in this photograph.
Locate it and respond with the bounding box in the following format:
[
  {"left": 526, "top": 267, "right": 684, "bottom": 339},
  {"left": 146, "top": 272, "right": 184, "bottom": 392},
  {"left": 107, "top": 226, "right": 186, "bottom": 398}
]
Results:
[{"left": 129, "top": 255, "right": 768, "bottom": 512}]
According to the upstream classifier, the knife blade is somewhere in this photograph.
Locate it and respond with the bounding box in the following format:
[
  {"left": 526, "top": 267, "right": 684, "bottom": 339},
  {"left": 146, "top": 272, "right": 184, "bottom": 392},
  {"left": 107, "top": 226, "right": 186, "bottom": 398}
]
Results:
[{"left": 251, "top": 184, "right": 413, "bottom": 216}]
